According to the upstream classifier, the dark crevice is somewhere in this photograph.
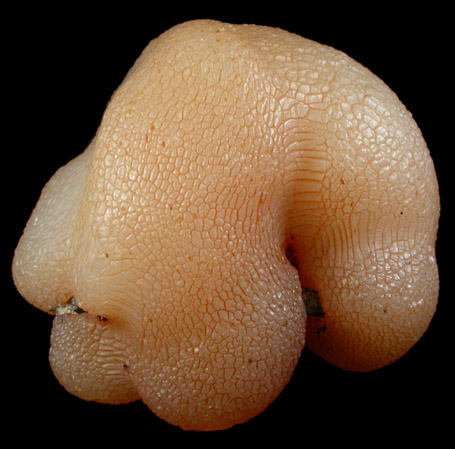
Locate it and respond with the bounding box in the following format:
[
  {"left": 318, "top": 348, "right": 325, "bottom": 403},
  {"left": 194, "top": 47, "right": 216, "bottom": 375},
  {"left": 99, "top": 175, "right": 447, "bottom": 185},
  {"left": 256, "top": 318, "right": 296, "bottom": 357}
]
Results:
[
  {"left": 285, "top": 243, "right": 298, "bottom": 269},
  {"left": 284, "top": 240, "right": 325, "bottom": 319}
]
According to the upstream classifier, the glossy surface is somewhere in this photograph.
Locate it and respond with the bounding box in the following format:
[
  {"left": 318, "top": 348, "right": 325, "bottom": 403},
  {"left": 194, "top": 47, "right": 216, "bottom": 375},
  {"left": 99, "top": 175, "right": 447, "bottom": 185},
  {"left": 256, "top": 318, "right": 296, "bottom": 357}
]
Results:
[{"left": 12, "top": 20, "right": 439, "bottom": 430}]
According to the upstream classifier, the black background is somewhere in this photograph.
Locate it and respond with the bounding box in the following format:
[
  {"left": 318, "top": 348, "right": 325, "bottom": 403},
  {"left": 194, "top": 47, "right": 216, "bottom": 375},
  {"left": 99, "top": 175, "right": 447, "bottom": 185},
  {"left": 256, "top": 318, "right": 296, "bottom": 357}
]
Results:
[{"left": 4, "top": 3, "right": 451, "bottom": 445}]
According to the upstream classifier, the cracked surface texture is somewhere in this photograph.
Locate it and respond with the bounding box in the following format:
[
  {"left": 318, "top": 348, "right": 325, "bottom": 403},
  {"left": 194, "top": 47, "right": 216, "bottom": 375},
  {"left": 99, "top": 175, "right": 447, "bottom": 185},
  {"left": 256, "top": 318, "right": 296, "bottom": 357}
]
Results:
[{"left": 12, "top": 20, "right": 439, "bottom": 430}]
